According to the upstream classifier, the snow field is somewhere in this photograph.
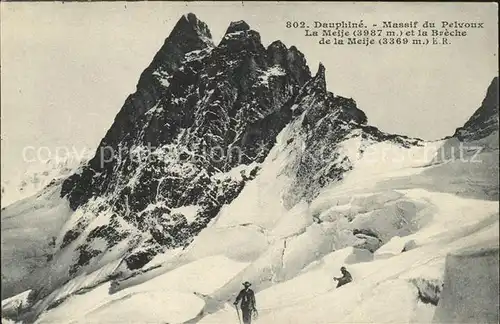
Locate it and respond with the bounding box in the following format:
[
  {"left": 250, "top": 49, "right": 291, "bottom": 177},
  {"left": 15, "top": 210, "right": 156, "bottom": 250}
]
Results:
[
  {"left": 3, "top": 111, "right": 498, "bottom": 323},
  {"left": 35, "top": 255, "right": 249, "bottom": 324}
]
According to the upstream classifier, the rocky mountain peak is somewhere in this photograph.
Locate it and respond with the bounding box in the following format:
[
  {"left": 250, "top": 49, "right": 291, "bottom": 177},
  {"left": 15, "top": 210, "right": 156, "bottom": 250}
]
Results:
[
  {"left": 96, "top": 14, "right": 214, "bottom": 142},
  {"left": 268, "top": 40, "right": 287, "bottom": 50},
  {"left": 266, "top": 41, "right": 288, "bottom": 65},
  {"left": 169, "top": 13, "right": 213, "bottom": 46},
  {"left": 219, "top": 20, "right": 262, "bottom": 51},
  {"left": 313, "top": 62, "right": 327, "bottom": 92},
  {"left": 149, "top": 13, "right": 213, "bottom": 73},
  {"left": 296, "top": 63, "right": 327, "bottom": 103},
  {"left": 226, "top": 20, "right": 251, "bottom": 34},
  {"left": 453, "top": 76, "right": 499, "bottom": 141}
]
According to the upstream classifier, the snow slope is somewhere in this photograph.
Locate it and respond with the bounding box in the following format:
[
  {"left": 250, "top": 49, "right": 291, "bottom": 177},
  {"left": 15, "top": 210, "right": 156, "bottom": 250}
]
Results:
[
  {"left": 20, "top": 107, "right": 498, "bottom": 324},
  {"left": 1, "top": 182, "right": 73, "bottom": 300},
  {"left": 191, "top": 121, "right": 498, "bottom": 323},
  {"left": 1, "top": 151, "right": 93, "bottom": 300},
  {"left": 34, "top": 255, "right": 248, "bottom": 324},
  {"left": 199, "top": 191, "right": 497, "bottom": 324}
]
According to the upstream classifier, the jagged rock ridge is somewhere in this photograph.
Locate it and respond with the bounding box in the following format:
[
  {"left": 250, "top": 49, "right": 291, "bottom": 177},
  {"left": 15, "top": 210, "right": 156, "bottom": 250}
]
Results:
[{"left": 59, "top": 13, "right": 314, "bottom": 276}]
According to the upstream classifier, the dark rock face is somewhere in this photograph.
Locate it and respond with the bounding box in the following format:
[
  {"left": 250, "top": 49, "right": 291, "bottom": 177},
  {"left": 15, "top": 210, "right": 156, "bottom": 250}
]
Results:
[
  {"left": 61, "top": 14, "right": 214, "bottom": 210},
  {"left": 59, "top": 14, "right": 312, "bottom": 274},
  {"left": 454, "top": 77, "right": 499, "bottom": 141},
  {"left": 282, "top": 64, "right": 369, "bottom": 207}
]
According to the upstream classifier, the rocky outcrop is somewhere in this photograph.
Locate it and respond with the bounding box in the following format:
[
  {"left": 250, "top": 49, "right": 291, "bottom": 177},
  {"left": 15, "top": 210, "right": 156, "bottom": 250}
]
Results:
[
  {"left": 353, "top": 233, "right": 382, "bottom": 253},
  {"left": 453, "top": 77, "right": 499, "bottom": 141},
  {"left": 410, "top": 278, "right": 443, "bottom": 306}
]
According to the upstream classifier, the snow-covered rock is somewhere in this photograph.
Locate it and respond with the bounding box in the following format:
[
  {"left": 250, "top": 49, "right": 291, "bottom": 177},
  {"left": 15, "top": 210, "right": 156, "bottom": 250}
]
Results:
[
  {"left": 1, "top": 183, "right": 73, "bottom": 300},
  {"left": 1, "top": 290, "right": 32, "bottom": 319},
  {"left": 374, "top": 235, "right": 408, "bottom": 259},
  {"left": 353, "top": 233, "right": 382, "bottom": 252}
]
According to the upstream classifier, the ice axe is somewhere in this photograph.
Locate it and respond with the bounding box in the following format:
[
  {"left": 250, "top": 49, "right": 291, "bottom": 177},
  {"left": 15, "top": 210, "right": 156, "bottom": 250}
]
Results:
[{"left": 234, "top": 303, "right": 242, "bottom": 324}]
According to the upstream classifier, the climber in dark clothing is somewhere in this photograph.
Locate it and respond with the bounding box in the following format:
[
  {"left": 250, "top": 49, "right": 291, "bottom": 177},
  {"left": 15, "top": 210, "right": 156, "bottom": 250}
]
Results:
[
  {"left": 234, "top": 281, "right": 257, "bottom": 324},
  {"left": 334, "top": 266, "right": 353, "bottom": 288}
]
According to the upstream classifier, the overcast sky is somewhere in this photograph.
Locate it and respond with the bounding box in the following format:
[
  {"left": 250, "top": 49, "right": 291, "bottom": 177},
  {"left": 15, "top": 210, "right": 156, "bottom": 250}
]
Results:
[{"left": 1, "top": 2, "right": 498, "bottom": 178}]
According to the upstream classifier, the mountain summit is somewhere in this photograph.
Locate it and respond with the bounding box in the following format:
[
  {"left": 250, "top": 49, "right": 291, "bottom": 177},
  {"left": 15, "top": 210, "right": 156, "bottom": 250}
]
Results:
[
  {"left": 226, "top": 20, "right": 251, "bottom": 33},
  {"left": 151, "top": 12, "right": 213, "bottom": 74}
]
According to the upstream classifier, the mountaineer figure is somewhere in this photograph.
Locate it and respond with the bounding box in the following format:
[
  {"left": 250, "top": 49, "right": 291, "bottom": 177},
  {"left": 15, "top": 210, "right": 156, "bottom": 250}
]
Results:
[
  {"left": 334, "top": 266, "right": 353, "bottom": 288},
  {"left": 233, "top": 281, "right": 257, "bottom": 324}
]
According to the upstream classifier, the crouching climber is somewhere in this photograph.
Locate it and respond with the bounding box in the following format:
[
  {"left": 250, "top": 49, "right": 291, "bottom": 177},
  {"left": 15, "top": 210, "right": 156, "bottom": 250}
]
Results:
[
  {"left": 334, "top": 266, "right": 353, "bottom": 288},
  {"left": 234, "top": 281, "right": 258, "bottom": 324}
]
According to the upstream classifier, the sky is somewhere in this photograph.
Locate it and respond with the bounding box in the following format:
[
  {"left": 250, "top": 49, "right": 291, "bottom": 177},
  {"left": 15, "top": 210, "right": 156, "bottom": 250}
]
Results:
[{"left": 1, "top": 1, "right": 498, "bottom": 179}]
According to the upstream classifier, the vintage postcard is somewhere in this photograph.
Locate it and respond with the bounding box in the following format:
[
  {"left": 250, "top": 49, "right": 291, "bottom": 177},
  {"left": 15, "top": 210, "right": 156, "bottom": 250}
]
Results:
[{"left": 1, "top": 2, "right": 498, "bottom": 324}]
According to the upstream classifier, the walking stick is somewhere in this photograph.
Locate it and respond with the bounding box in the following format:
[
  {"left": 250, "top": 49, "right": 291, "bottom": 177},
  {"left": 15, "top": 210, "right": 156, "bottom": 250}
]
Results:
[{"left": 235, "top": 304, "right": 242, "bottom": 324}]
